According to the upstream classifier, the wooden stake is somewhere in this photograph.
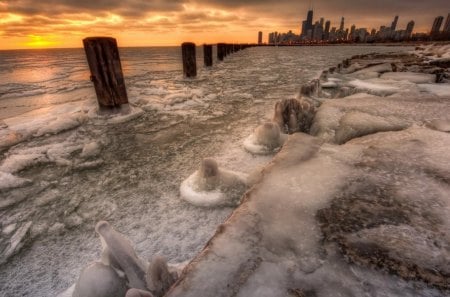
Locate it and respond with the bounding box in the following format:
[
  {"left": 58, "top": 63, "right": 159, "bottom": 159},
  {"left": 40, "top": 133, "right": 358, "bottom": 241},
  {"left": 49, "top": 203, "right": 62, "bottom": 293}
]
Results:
[
  {"left": 217, "top": 43, "right": 226, "bottom": 61},
  {"left": 83, "top": 37, "right": 128, "bottom": 109},
  {"left": 203, "top": 44, "right": 213, "bottom": 67},
  {"left": 182, "top": 42, "right": 197, "bottom": 78}
]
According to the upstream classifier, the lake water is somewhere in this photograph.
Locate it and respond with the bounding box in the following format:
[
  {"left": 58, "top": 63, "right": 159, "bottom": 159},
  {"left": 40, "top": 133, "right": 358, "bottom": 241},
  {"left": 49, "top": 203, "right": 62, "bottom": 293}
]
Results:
[{"left": 0, "top": 45, "right": 412, "bottom": 296}]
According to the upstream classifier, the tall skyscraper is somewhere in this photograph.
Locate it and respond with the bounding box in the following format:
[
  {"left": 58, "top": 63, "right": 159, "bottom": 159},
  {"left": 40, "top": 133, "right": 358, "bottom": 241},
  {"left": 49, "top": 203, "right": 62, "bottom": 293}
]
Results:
[
  {"left": 431, "top": 16, "right": 444, "bottom": 34},
  {"left": 339, "top": 17, "right": 345, "bottom": 31},
  {"left": 258, "top": 31, "right": 263, "bottom": 44},
  {"left": 320, "top": 18, "right": 324, "bottom": 28},
  {"left": 301, "top": 9, "right": 314, "bottom": 38},
  {"left": 406, "top": 21, "right": 415, "bottom": 38},
  {"left": 444, "top": 13, "right": 450, "bottom": 32},
  {"left": 391, "top": 15, "right": 399, "bottom": 31},
  {"left": 306, "top": 9, "right": 314, "bottom": 29}
]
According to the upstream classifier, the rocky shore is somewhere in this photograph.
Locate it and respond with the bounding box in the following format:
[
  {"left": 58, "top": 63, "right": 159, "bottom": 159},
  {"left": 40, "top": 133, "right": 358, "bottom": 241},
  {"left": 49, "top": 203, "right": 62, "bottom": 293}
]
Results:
[{"left": 166, "top": 44, "right": 450, "bottom": 297}]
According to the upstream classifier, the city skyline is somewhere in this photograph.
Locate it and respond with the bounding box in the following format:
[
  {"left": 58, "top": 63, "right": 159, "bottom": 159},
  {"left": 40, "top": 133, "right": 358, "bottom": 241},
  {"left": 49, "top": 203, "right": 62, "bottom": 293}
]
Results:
[
  {"left": 0, "top": 0, "right": 449, "bottom": 49},
  {"left": 267, "top": 9, "right": 450, "bottom": 44}
]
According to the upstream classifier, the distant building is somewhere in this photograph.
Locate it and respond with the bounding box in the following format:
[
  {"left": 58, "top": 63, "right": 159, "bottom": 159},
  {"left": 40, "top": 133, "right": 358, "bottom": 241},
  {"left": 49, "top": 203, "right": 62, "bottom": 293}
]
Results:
[
  {"left": 324, "top": 20, "right": 331, "bottom": 40},
  {"left": 431, "top": 16, "right": 444, "bottom": 35},
  {"left": 444, "top": 13, "right": 450, "bottom": 33},
  {"left": 258, "top": 31, "right": 263, "bottom": 44},
  {"left": 339, "top": 17, "right": 345, "bottom": 32},
  {"left": 313, "top": 21, "right": 324, "bottom": 41},
  {"left": 406, "top": 21, "right": 415, "bottom": 39},
  {"left": 391, "top": 15, "right": 399, "bottom": 31},
  {"left": 301, "top": 9, "right": 314, "bottom": 38}
]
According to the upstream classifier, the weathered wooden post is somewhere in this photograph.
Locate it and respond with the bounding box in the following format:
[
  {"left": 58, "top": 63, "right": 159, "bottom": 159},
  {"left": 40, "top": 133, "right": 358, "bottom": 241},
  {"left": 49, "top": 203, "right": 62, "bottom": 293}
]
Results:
[
  {"left": 182, "top": 42, "right": 197, "bottom": 78},
  {"left": 203, "top": 44, "right": 213, "bottom": 67},
  {"left": 83, "top": 37, "right": 128, "bottom": 109},
  {"left": 217, "top": 43, "right": 225, "bottom": 61}
]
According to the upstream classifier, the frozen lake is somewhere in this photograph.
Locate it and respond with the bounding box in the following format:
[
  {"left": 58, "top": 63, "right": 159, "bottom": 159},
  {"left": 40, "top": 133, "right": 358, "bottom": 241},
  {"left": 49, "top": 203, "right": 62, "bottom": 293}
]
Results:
[{"left": 0, "top": 45, "right": 412, "bottom": 296}]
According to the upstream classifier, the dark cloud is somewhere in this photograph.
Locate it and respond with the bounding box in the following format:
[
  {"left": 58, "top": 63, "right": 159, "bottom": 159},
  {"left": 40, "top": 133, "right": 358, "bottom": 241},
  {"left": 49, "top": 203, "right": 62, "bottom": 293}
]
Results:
[{"left": 1, "top": 0, "right": 184, "bottom": 17}]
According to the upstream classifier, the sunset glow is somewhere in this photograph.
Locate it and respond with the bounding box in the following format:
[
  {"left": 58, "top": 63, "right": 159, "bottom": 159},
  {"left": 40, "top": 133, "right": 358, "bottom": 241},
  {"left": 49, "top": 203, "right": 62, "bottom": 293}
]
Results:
[{"left": 0, "top": 0, "right": 447, "bottom": 49}]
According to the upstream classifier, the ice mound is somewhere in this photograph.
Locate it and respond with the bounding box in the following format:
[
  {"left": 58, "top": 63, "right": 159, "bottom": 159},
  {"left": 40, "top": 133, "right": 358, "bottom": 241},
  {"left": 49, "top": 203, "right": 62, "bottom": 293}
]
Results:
[
  {"left": 180, "top": 159, "right": 248, "bottom": 207},
  {"left": 88, "top": 104, "right": 144, "bottom": 124},
  {"left": 72, "top": 221, "right": 178, "bottom": 297},
  {"left": 243, "top": 122, "right": 288, "bottom": 155}
]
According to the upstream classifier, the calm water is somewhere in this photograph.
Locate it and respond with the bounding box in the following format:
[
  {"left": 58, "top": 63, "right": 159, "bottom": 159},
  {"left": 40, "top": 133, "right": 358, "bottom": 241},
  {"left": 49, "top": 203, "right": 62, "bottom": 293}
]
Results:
[{"left": 0, "top": 45, "right": 412, "bottom": 296}]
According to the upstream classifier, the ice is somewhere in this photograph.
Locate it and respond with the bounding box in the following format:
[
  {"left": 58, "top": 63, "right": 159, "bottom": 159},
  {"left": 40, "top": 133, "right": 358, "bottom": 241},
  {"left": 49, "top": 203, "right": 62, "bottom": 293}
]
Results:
[
  {"left": 427, "top": 119, "right": 450, "bottom": 132},
  {"left": 80, "top": 142, "right": 102, "bottom": 159},
  {"left": 180, "top": 167, "right": 248, "bottom": 208},
  {"left": 418, "top": 83, "right": 450, "bottom": 97},
  {"left": 380, "top": 72, "right": 436, "bottom": 84},
  {"left": 1, "top": 221, "right": 33, "bottom": 265},
  {"left": 0, "top": 153, "right": 47, "bottom": 173},
  {"left": 347, "top": 79, "right": 400, "bottom": 95},
  {"left": 0, "top": 171, "right": 32, "bottom": 190}
]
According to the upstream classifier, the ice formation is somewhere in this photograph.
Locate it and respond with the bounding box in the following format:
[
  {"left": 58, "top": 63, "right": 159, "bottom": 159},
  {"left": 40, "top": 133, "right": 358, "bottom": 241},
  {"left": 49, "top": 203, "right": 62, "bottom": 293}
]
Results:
[
  {"left": 243, "top": 122, "right": 288, "bottom": 155},
  {"left": 180, "top": 158, "right": 248, "bottom": 207},
  {"left": 272, "top": 98, "right": 317, "bottom": 134},
  {"left": 72, "top": 221, "right": 178, "bottom": 297}
]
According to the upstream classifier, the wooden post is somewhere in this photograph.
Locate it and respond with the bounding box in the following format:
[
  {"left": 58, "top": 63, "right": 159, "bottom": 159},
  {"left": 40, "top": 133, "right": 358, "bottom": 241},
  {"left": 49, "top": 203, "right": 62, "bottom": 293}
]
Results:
[
  {"left": 83, "top": 37, "right": 128, "bottom": 109},
  {"left": 182, "top": 42, "right": 197, "bottom": 78},
  {"left": 203, "top": 44, "right": 213, "bottom": 67},
  {"left": 217, "top": 43, "right": 225, "bottom": 61}
]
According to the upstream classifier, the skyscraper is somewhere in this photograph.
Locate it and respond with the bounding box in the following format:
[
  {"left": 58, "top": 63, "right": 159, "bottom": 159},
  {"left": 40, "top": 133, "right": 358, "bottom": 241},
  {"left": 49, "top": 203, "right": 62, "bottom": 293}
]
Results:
[
  {"left": 306, "top": 9, "right": 314, "bottom": 29},
  {"left": 391, "top": 15, "right": 399, "bottom": 31},
  {"left": 444, "top": 13, "right": 450, "bottom": 33},
  {"left": 406, "top": 21, "right": 415, "bottom": 38},
  {"left": 339, "top": 17, "right": 345, "bottom": 31},
  {"left": 431, "top": 16, "right": 444, "bottom": 35},
  {"left": 258, "top": 31, "right": 263, "bottom": 44},
  {"left": 301, "top": 9, "right": 314, "bottom": 38}
]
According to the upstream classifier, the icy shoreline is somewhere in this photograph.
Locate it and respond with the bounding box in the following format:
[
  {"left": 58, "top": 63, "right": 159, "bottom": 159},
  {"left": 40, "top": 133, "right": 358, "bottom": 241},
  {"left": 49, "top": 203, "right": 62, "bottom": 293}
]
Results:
[{"left": 166, "top": 45, "right": 450, "bottom": 296}]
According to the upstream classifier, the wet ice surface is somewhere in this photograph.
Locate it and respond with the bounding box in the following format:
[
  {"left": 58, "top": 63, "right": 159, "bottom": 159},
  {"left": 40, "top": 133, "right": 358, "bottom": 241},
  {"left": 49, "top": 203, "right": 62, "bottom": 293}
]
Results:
[{"left": 0, "top": 45, "right": 412, "bottom": 296}]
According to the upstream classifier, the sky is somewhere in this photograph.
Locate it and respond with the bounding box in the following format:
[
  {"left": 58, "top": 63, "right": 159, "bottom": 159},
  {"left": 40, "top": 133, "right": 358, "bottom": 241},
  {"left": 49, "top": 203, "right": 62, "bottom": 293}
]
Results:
[{"left": 0, "top": 0, "right": 448, "bottom": 49}]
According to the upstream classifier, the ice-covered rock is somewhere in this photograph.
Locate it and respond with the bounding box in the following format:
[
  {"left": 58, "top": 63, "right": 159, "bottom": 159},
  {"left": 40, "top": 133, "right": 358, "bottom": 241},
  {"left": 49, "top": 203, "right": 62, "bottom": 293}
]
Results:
[
  {"left": 272, "top": 98, "right": 317, "bottom": 134},
  {"left": 310, "top": 92, "right": 449, "bottom": 144}
]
